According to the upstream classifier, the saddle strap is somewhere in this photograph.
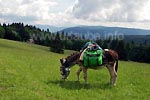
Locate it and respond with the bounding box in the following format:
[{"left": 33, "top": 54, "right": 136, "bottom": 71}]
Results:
[
  {"left": 87, "top": 53, "right": 100, "bottom": 57},
  {"left": 96, "top": 51, "right": 99, "bottom": 66}
]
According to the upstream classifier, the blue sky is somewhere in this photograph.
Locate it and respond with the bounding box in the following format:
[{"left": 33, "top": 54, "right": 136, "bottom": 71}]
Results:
[{"left": 0, "top": 0, "right": 150, "bottom": 29}]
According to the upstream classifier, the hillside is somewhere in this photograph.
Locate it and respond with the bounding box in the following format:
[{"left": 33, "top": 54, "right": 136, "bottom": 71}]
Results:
[
  {"left": 59, "top": 26, "right": 150, "bottom": 44},
  {"left": 60, "top": 26, "right": 150, "bottom": 35},
  {"left": 35, "top": 24, "right": 65, "bottom": 33},
  {"left": 0, "top": 39, "right": 150, "bottom": 100}
]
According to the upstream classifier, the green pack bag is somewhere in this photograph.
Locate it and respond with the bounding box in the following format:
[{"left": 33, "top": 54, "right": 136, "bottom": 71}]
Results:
[{"left": 83, "top": 49, "right": 103, "bottom": 67}]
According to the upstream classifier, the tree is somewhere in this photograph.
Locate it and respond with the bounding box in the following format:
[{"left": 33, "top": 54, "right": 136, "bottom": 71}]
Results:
[
  {"left": 145, "top": 46, "right": 150, "bottom": 63},
  {"left": 143, "top": 40, "right": 147, "bottom": 46},
  {"left": 110, "top": 39, "right": 118, "bottom": 50},
  {"left": 17, "top": 23, "right": 30, "bottom": 41},
  {"left": 102, "top": 40, "right": 108, "bottom": 49},
  {"left": 3, "top": 27, "right": 15, "bottom": 40},
  {"left": 64, "top": 40, "right": 73, "bottom": 50},
  {"left": 0, "top": 26, "right": 5, "bottom": 38},
  {"left": 116, "top": 40, "right": 127, "bottom": 60},
  {"left": 125, "top": 43, "right": 131, "bottom": 60},
  {"left": 50, "top": 33, "right": 64, "bottom": 53}
]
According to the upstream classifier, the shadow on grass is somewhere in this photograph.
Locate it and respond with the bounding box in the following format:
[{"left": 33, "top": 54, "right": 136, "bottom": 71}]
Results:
[{"left": 47, "top": 80, "right": 113, "bottom": 90}]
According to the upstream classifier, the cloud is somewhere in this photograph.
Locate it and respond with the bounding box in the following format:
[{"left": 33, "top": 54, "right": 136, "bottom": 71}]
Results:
[
  {"left": 0, "top": 0, "right": 150, "bottom": 29},
  {"left": 0, "top": 0, "right": 58, "bottom": 23},
  {"left": 71, "top": 0, "right": 149, "bottom": 22},
  {"left": 0, "top": 0, "right": 76, "bottom": 26}
]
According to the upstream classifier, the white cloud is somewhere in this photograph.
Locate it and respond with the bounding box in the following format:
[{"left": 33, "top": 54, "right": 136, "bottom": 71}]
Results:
[
  {"left": 139, "top": 0, "right": 150, "bottom": 21},
  {"left": 0, "top": 0, "right": 150, "bottom": 29},
  {"left": 71, "top": 0, "right": 150, "bottom": 22},
  {"left": 0, "top": 0, "right": 58, "bottom": 23}
]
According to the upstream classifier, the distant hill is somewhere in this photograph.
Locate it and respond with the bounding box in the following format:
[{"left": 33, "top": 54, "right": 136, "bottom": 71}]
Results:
[
  {"left": 36, "top": 24, "right": 65, "bottom": 32},
  {"left": 60, "top": 25, "right": 150, "bottom": 36},
  {"left": 59, "top": 26, "right": 150, "bottom": 44}
]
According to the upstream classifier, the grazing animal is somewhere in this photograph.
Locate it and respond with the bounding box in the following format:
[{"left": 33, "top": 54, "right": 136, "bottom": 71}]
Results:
[{"left": 60, "top": 49, "right": 119, "bottom": 86}]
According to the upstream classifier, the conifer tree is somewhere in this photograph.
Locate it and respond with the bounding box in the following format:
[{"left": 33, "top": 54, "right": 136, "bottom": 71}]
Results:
[{"left": 50, "top": 33, "right": 64, "bottom": 53}]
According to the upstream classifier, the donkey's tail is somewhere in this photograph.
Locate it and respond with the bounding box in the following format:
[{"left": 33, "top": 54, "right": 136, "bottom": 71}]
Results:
[{"left": 115, "top": 60, "right": 118, "bottom": 73}]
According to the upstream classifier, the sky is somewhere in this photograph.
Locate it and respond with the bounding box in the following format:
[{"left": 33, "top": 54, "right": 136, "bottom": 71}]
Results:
[{"left": 0, "top": 0, "right": 150, "bottom": 29}]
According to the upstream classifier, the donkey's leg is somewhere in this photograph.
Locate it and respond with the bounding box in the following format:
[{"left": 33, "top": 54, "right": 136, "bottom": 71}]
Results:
[
  {"left": 107, "top": 63, "right": 117, "bottom": 86},
  {"left": 77, "top": 67, "right": 82, "bottom": 81},
  {"left": 82, "top": 67, "right": 88, "bottom": 84}
]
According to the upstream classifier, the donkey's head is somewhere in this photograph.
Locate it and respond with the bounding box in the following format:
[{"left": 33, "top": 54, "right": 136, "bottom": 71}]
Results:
[
  {"left": 60, "top": 52, "right": 80, "bottom": 80},
  {"left": 60, "top": 58, "right": 70, "bottom": 80}
]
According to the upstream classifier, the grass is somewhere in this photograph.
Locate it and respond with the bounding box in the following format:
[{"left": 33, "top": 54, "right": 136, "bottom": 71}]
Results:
[{"left": 0, "top": 39, "right": 150, "bottom": 100}]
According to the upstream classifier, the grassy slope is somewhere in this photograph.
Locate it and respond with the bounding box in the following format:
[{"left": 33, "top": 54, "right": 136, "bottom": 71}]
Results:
[{"left": 0, "top": 39, "right": 150, "bottom": 100}]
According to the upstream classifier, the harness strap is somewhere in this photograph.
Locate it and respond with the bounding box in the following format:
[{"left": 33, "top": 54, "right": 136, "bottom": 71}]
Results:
[
  {"left": 88, "top": 53, "right": 90, "bottom": 66},
  {"left": 96, "top": 50, "right": 99, "bottom": 66}
]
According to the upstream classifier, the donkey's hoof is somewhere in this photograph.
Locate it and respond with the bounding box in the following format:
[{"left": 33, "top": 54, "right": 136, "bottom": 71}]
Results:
[
  {"left": 84, "top": 82, "right": 88, "bottom": 85},
  {"left": 110, "top": 83, "right": 116, "bottom": 87},
  {"left": 75, "top": 80, "right": 80, "bottom": 83},
  {"left": 109, "top": 82, "right": 116, "bottom": 87},
  {"left": 113, "top": 84, "right": 116, "bottom": 87}
]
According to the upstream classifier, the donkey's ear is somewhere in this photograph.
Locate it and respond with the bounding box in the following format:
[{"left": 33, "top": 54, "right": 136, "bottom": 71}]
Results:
[{"left": 60, "top": 59, "right": 63, "bottom": 64}]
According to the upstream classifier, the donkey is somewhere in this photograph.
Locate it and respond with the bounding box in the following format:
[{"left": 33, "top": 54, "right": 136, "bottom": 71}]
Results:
[{"left": 60, "top": 49, "right": 118, "bottom": 86}]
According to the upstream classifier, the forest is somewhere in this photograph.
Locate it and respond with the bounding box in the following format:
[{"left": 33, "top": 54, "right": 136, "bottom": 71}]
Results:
[{"left": 0, "top": 23, "right": 150, "bottom": 63}]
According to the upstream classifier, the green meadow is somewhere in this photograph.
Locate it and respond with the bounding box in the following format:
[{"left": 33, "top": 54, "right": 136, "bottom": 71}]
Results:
[{"left": 0, "top": 39, "right": 150, "bottom": 100}]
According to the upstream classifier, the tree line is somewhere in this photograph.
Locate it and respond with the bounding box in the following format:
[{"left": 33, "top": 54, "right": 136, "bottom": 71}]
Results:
[{"left": 0, "top": 23, "right": 150, "bottom": 63}]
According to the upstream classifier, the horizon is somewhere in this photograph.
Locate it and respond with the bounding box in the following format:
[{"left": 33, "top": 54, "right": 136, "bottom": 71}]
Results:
[
  {"left": 1, "top": 22, "right": 150, "bottom": 31},
  {"left": 0, "top": 0, "right": 150, "bottom": 29}
]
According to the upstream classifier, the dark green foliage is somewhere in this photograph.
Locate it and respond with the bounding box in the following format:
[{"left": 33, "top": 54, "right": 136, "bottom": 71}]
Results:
[
  {"left": 128, "top": 46, "right": 150, "bottom": 63},
  {"left": 50, "top": 33, "right": 64, "bottom": 54},
  {"left": 116, "top": 40, "right": 127, "bottom": 60},
  {"left": 2, "top": 23, "right": 30, "bottom": 41},
  {"left": 4, "top": 27, "right": 17, "bottom": 40},
  {"left": 63, "top": 40, "right": 73, "bottom": 50},
  {"left": 17, "top": 24, "right": 30, "bottom": 41},
  {"left": 71, "top": 40, "right": 85, "bottom": 51},
  {"left": 0, "top": 26, "right": 5, "bottom": 38}
]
